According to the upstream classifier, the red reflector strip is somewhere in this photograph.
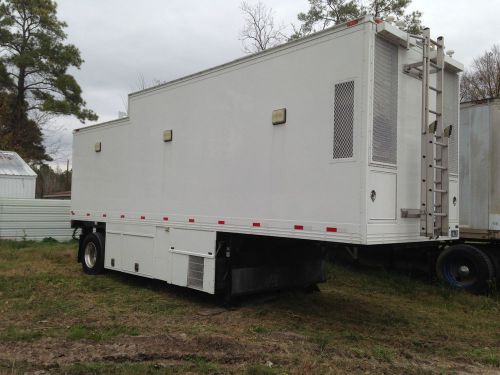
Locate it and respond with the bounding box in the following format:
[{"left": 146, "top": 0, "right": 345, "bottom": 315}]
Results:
[
  {"left": 163, "top": 217, "right": 169, "bottom": 221},
  {"left": 253, "top": 222, "right": 261, "bottom": 227},
  {"left": 218, "top": 220, "right": 225, "bottom": 225},
  {"left": 346, "top": 19, "right": 359, "bottom": 27},
  {"left": 140, "top": 215, "right": 145, "bottom": 220},
  {"left": 120, "top": 214, "right": 125, "bottom": 219},
  {"left": 294, "top": 225, "right": 304, "bottom": 230},
  {"left": 189, "top": 218, "right": 195, "bottom": 223},
  {"left": 326, "top": 227, "right": 337, "bottom": 233}
]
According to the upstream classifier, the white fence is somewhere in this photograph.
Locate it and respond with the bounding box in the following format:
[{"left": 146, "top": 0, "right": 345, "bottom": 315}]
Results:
[{"left": 0, "top": 198, "right": 73, "bottom": 241}]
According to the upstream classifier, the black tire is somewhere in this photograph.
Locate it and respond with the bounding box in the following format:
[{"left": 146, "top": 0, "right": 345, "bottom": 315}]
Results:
[
  {"left": 436, "top": 244, "right": 494, "bottom": 293},
  {"left": 81, "top": 232, "right": 105, "bottom": 275}
]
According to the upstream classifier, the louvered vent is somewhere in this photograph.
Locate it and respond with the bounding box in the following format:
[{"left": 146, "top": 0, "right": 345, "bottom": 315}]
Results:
[
  {"left": 444, "top": 71, "right": 459, "bottom": 175},
  {"left": 373, "top": 36, "right": 398, "bottom": 165},
  {"left": 187, "top": 255, "right": 204, "bottom": 289},
  {"left": 333, "top": 81, "right": 355, "bottom": 159}
]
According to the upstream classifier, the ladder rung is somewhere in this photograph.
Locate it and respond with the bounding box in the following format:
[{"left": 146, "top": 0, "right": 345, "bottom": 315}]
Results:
[
  {"left": 434, "top": 142, "right": 448, "bottom": 147},
  {"left": 434, "top": 158, "right": 442, "bottom": 162},
  {"left": 434, "top": 204, "right": 442, "bottom": 207},
  {"left": 430, "top": 62, "right": 442, "bottom": 70},
  {"left": 432, "top": 213, "right": 447, "bottom": 217},
  {"left": 429, "top": 109, "right": 442, "bottom": 116},
  {"left": 431, "top": 164, "right": 447, "bottom": 170},
  {"left": 404, "top": 61, "right": 424, "bottom": 70},
  {"left": 429, "top": 86, "right": 442, "bottom": 93},
  {"left": 433, "top": 188, "right": 447, "bottom": 193}
]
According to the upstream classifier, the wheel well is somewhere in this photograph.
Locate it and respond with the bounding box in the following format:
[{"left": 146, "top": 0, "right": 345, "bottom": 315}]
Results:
[{"left": 73, "top": 221, "right": 106, "bottom": 263}]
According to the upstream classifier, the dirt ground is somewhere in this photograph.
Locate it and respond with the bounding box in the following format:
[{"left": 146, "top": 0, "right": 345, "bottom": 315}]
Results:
[{"left": 0, "top": 240, "right": 499, "bottom": 374}]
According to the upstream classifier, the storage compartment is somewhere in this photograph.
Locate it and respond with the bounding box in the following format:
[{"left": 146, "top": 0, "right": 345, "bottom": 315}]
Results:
[{"left": 368, "top": 171, "right": 397, "bottom": 220}]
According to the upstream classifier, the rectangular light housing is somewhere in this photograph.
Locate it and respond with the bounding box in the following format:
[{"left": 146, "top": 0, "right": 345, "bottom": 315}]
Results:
[
  {"left": 272, "top": 108, "right": 286, "bottom": 125},
  {"left": 163, "top": 130, "right": 173, "bottom": 142}
]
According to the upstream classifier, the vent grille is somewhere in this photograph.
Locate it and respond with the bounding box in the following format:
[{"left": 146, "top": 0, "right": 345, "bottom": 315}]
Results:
[
  {"left": 444, "top": 71, "right": 459, "bottom": 175},
  {"left": 333, "top": 80, "right": 355, "bottom": 159},
  {"left": 373, "top": 36, "right": 398, "bottom": 165},
  {"left": 187, "top": 255, "right": 204, "bottom": 289}
]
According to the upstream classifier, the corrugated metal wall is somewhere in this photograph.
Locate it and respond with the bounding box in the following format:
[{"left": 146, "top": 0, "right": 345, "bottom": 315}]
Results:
[
  {"left": 0, "top": 176, "right": 36, "bottom": 198},
  {"left": 0, "top": 198, "right": 73, "bottom": 241}
]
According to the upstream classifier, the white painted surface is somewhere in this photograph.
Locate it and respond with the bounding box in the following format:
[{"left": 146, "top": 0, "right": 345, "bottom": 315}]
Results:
[
  {"left": 0, "top": 151, "right": 36, "bottom": 199},
  {"left": 0, "top": 198, "right": 72, "bottom": 241},
  {"left": 0, "top": 176, "right": 36, "bottom": 199},
  {"left": 368, "top": 171, "right": 396, "bottom": 220},
  {"left": 71, "top": 17, "right": 462, "bottom": 291},
  {"left": 170, "top": 228, "right": 216, "bottom": 258}
]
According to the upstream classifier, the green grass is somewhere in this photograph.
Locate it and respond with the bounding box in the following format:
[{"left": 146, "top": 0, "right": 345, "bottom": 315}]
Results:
[
  {"left": 0, "top": 327, "right": 43, "bottom": 342},
  {"left": 60, "top": 360, "right": 221, "bottom": 375},
  {"left": 67, "top": 324, "right": 139, "bottom": 341},
  {"left": 0, "top": 239, "right": 499, "bottom": 374}
]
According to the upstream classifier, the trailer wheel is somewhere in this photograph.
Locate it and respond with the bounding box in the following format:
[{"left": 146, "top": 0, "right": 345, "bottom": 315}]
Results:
[
  {"left": 436, "top": 244, "right": 494, "bottom": 293},
  {"left": 81, "top": 232, "right": 105, "bottom": 275}
]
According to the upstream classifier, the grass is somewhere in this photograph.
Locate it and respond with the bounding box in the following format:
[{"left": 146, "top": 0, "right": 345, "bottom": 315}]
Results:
[
  {"left": 0, "top": 240, "right": 499, "bottom": 374},
  {"left": 67, "top": 324, "right": 140, "bottom": 341}
]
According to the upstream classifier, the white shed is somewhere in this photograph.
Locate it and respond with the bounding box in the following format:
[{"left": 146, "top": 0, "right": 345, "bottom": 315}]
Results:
[{"left": 0, "top": 151, "right": 37, "bottom": 199}]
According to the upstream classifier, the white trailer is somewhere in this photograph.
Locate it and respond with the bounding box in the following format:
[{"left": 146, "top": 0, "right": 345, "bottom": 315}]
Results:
[{"left": 71, "top": 16, "right": 464, "bottom": 297}]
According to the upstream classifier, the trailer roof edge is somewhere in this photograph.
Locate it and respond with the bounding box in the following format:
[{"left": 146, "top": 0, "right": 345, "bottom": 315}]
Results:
[{"left": 128, "top": 15, "right": 375, "bottom": 99}]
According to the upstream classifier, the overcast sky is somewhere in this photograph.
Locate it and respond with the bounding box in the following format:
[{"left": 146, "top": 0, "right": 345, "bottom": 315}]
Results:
[{"left": 47, "top": 0, "right": 500, "bottom": 168}]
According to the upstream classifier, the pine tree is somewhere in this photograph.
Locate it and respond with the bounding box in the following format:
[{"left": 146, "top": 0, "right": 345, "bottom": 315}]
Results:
[{"left": 0, "top": 0, "right": 97, "bottom": 162}]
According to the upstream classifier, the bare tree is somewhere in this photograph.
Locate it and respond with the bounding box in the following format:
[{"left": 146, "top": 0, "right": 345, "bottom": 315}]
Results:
[
  {"left": 461, "top": 45, "right": 500, "bottom": 102},
  {"left": 239, "top": 1, "right": 287, "bottom": 54}
]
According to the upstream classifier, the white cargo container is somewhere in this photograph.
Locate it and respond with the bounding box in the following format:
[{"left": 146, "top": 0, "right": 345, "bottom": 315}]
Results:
[
  {"left": 460, "top": 99, "right": 500, "bottom": 238},
  {"left": 0, "top": 151, "right": 36, "bottom": 199},
  {"left": 71, "top": 17, "right": 464, "bottom": 297}
]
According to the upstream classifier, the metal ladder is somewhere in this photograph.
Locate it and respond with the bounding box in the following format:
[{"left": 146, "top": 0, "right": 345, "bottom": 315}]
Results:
[{"left": 404, "top": 28, "right": 452, "bottom": 239}]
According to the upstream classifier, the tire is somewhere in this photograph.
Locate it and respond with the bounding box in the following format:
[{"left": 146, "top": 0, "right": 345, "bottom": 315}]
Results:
[
  {"left": 436, "top": 244, "right": 494, "bottom": 293},
  {"left": 81, "top": 232, "right": 105, "bottom": 275}
]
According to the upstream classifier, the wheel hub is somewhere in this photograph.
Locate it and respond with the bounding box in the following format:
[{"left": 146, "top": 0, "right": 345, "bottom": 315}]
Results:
[
  {"left": 84, "top": 242, "right": 97, "bottom": 269},
  {"left": 457, "top": 265, "right": 470, "bottom": 277}
]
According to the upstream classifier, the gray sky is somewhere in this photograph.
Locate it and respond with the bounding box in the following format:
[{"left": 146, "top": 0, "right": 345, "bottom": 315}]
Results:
[{"left": 47, "top": 0, "right": 500, "bottom": 168}]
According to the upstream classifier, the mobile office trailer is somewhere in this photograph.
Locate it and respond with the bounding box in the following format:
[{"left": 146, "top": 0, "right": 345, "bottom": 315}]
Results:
[{"left": 71, "top": 16, "right": 463, "bottom": 297}]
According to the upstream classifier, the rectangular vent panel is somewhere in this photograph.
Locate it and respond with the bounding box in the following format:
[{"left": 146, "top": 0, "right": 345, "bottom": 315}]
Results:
[
  {"left": 187, "top": 255, "right": 204, "bottom": 290},
  {"left": 373, "top": 36, "right": 398, "bottom": 165},
  {"left": 333, "top": 80, "right": 355, "bottom": 159}
]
